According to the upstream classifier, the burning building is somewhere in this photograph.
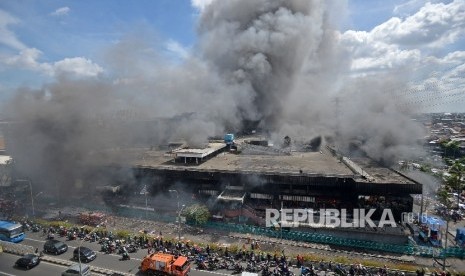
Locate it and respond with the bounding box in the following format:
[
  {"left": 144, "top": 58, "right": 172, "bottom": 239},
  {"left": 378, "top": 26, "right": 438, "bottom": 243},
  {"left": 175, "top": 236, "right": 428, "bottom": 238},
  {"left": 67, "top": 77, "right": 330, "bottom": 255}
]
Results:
[
  {"left": 2, "top": 0, "right": 426, "bottom": 244},
  {"left": 98, "top": 135, "right": 422, "bottom": 224}
]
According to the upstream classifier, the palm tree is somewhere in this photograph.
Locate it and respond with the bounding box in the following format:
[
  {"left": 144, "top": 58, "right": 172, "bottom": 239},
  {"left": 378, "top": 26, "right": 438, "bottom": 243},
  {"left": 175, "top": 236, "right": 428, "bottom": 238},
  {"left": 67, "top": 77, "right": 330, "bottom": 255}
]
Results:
[
  {"left": 445, "top": 158, "right": 465, "bottom": 209},
  {"left": 441, "top": 140, "right": 461, "bottom": 158},
  {"left": 436, "top": 186, "right": 452, "bottom": 272},
  {"left": 449, "top": 141, "right": 460, "bottom": 158}
]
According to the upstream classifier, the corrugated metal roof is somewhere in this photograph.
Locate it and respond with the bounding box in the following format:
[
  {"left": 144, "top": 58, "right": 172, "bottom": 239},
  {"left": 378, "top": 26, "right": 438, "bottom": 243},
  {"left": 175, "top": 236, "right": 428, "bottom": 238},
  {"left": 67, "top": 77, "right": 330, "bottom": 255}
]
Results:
[{"left": 0, "top": 155, "right": 11, "bottom": 165}]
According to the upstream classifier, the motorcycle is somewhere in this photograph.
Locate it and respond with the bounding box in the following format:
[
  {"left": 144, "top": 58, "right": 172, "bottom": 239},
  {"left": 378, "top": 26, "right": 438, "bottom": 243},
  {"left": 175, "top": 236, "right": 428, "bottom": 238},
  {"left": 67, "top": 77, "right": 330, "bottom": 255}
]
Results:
[
  {"left": 120, "top": 252, "right": 130, "bottom": 261},
  {"left": 101, "top": 244, "right": 110, "bottom": 254},
  {"left": 233, "top": 263, "right": 243, "bottom": 274},
  {"left": 197, "top": 262, "right": 208, "bottom": 270},
  {"left": 127, "top": 244, "right": 138, "bottom": 253},
  {"left": 334, "top": 266, "right": 348, "bottom": 276},
  {"left": 261, "top": 266, "right": 272, "bottom": 276}
]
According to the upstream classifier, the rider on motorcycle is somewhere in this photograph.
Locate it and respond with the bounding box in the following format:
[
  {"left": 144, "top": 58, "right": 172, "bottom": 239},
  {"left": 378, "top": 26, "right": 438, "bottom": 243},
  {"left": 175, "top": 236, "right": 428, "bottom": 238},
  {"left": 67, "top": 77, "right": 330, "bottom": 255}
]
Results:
[{"left": 121, "top": 247, "right": 130, "bottom": 260}]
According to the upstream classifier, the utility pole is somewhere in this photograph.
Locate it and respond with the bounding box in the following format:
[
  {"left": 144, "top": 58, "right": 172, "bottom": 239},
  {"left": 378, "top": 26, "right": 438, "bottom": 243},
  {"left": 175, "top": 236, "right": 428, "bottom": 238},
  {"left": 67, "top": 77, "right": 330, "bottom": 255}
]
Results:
[
  {"left": 443, "top": 219, "right": 449, "bottom": 271},
  {"left": 79, "top": 224, "right": 100, "bottom": 276},
  {"left": 16, "top": 179, "right": 34, "bottom": 217},
  {"left": 145, "top": 185, "right": 148, "bottom": 219},
  {"left": 335, "top": 97, "right": 340, "bottom": 137},
  {"left": 140, "top": 185, "right": 148, "bottom": 219},
  {"left": 280, "top": 200, "right": 283, "bottom": 240},
  {"left": 169, "top": 190, "right": 183, "bottom": 240}
]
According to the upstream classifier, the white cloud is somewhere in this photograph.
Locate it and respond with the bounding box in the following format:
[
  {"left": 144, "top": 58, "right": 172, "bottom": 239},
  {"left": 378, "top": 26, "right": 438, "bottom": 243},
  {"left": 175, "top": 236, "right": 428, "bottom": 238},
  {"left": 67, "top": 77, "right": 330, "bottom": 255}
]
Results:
[
  {"left": 5, "top": 48, "right": 52, "bottom": 73},
  {"left": 53, "top": 57, "right": 103, "bottom": 77},
  {"left": 4, "top": 48, "right": 103, "bottom": 78},
  {"left": 165, "top": 39, "right": 190, "bottom": 60},
  {"left": 393, "top": 0, "right": 427, "bottom": 16},
  {"left": 339, "top": 1, "right": 465, "bottom": 112},
  {"left": 0, "top": 7, "right": 101, "bottom": 80},
  {"left": 374, "top": 0, "right": 465, "bottom": 48},
  {"left": 341, "top": 0, "right": 465, "bottom": 73},
  {"left": 50, "top": 6, "right": 70, "bottom": 16},
  {"left": 0, "top": 9, "right": 26, "bottom": 50},
  {"left": 191, "top": 0, "right": 215, "bottom": 11},
  {"left": 340, "top": 30, "right": 421, "bottom": 72}
]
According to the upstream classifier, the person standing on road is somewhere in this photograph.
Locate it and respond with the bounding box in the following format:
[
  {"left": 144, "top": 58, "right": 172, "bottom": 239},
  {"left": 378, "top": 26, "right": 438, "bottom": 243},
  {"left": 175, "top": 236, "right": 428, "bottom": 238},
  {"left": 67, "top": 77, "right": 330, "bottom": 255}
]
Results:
[{"left": 296, "top": 254, "right": 303, "bottom": 268}]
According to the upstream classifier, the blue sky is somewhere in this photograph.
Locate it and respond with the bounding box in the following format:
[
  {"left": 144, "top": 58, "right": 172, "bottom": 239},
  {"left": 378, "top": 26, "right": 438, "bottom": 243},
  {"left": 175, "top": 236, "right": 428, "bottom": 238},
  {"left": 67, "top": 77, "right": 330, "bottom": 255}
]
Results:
[
  {"left": 0, "top": 1, "right": 197, "bottom": 62},
  {"left": 0, "top": 0, "right": 464, "bottom": 112}
]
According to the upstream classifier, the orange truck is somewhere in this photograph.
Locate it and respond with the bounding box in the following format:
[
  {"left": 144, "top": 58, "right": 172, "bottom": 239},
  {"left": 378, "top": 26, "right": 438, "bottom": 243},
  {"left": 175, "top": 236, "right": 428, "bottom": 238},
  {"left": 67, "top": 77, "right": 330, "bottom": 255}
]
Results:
[{"left": 140, "top": 253, "right": 190, "bottom": 276}]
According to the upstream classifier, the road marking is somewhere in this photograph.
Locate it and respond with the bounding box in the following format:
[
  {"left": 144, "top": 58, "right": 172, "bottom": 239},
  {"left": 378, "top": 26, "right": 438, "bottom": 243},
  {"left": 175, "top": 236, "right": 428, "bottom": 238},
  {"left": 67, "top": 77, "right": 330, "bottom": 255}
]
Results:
[
  {"left": 0, "top": 271, "right": 16, "bottom": 276},
  {"left": 25, "top": 237, "right": 44, "bottom": 243},
  {"left": 26, "top": 237, "right": 143, "bottom": 261},
  {"left": 191, "top": 269, "right": 230, "bottom": 276},
  {"left": 25, "top": 238, "right": 247, "bottom": 276}
]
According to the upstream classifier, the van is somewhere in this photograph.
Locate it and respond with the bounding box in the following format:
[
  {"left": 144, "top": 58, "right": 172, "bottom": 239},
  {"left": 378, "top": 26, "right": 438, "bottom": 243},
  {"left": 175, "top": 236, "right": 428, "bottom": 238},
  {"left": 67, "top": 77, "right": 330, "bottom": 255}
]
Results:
[
  {"left": 62, "top": 263, "right": 91, "bottom": 276},
  {"left": 73, "top": 246, "right": 97, "bottom": 262},
  {"left": 43, "top": 239, "right": 68, "bottom": 255}
]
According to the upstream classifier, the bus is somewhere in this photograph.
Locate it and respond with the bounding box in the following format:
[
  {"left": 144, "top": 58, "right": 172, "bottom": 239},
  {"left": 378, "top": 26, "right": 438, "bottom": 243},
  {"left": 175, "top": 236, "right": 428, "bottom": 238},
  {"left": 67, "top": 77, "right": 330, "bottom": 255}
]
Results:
[{"left": 0, "top": 220, "right": 25, "bottom": 243}]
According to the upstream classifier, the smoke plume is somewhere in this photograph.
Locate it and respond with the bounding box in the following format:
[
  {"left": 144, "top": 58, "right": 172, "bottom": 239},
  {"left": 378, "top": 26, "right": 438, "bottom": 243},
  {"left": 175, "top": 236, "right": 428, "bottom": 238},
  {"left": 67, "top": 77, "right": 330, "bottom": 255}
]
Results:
[{"left": 3, "top": 0, "right": 426, "bottom": 193}]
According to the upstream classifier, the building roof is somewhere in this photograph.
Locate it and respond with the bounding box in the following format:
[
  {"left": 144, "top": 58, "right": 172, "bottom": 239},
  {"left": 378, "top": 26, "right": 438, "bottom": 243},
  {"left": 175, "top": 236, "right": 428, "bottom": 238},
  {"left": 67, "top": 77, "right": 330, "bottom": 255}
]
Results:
[
  {"left": 0, "top": 155, "right": 11, "bottom": 165},
  {"left": 93, "top": 141, "right": 417, "bottom": 186},
  {"left": 0, "top": 137, "right": 5, "bottom": 151},
  {"left": 173, "top": 143, "right": 226, "bottom": 159}
]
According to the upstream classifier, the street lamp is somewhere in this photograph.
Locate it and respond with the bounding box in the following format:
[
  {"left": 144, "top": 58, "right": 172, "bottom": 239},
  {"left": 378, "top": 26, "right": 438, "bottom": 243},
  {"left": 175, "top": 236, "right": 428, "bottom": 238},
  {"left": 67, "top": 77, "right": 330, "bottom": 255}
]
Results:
[
  {"left": 78, "top": 224, "right": 100, "bottom": 276},
  {"left": 177, "top": 204, "right": 186, "bottom": 240},
  {"left": 140, "top": 185, "right": 148, "bottom": 219},
  {"left": 16, "top": 179, "right": 34, "bottom": 217},
  {"left": 169, "top": 189, "right": 179, "bottom": 211},
  {"left": 169, "top": 190, "right": 184, "bottom": 240},
  {"left": 443, "top": 218, "right": 449, "bottom": 271}
]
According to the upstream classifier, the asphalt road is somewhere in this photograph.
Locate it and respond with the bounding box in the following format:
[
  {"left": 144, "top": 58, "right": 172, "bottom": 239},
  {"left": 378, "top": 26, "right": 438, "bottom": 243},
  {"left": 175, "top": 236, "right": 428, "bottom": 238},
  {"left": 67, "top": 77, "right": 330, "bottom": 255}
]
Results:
[
  {"left": 11, "top": 231, "right": 308, "bottom": 276},
  {"left": 0, "top": 252, "right": 105, "bottom": 276},
  {"left": 21, "top": 231, "right": 142, "bottom": 275}
]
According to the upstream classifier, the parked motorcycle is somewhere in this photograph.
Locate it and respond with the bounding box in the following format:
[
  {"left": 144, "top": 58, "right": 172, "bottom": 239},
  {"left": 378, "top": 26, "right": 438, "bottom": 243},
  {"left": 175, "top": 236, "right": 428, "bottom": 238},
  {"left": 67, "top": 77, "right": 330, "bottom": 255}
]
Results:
[{"left": 120, "top": 251, "right": 130, "bottom": 261}]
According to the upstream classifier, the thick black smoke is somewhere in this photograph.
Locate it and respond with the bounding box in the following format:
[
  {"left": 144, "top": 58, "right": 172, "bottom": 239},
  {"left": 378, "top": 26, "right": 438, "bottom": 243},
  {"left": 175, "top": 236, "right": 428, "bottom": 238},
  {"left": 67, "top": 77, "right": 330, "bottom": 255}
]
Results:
[
  {"left": 198, "top": 0, "right": 330, "bottom": 130},
  {"left": 3, "top": 0, "right": 426, "bottom": 194}
]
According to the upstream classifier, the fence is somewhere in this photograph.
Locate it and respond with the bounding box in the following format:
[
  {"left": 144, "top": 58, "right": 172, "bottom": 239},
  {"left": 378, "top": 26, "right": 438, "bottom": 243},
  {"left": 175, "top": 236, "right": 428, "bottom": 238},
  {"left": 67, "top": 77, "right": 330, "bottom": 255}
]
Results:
[
  {"left": 199, "top": 221, "right": 465, "bottom": 258},
  {"left": 0, "top": 240, "right": 34, "bottom": 256}
]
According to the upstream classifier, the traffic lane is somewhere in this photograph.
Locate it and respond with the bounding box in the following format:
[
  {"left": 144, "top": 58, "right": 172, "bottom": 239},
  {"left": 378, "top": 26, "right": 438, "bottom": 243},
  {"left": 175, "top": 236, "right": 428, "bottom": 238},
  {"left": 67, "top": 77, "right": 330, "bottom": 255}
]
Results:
[
  {"left": 23, "top": 236, "right": 141, "bottom": 274},
  {"left": 190, "top": 266, "right": 302, "bottom": 276},
  {"left": 2, "top": 249, "right": 257, "bottom": 276},
  {"left": 25, "top": 231, "right": 147, "bottom": 260},
  {"left": 25, "top": 231, "right": 158, "bottom": 261},
  {"left": 24, "top": 232, "right": 303, "bottom": 276},
  {"left": 0, "top": 252, "right": 75, "bottom": 276}
]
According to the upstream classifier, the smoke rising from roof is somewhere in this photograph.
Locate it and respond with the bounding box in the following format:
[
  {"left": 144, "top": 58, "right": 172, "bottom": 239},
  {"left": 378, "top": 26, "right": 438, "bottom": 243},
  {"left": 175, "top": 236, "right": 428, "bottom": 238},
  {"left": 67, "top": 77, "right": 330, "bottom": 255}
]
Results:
[{"left": 4, "top": 0, "right": 425, "bottom": 191}]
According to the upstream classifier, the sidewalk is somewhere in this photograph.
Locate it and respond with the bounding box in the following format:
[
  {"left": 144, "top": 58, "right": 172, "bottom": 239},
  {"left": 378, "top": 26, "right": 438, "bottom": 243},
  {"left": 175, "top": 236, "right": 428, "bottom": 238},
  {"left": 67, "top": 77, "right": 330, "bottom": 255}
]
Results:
[{"left": 37, "top": 203, "right": 465, "bottom": 272}]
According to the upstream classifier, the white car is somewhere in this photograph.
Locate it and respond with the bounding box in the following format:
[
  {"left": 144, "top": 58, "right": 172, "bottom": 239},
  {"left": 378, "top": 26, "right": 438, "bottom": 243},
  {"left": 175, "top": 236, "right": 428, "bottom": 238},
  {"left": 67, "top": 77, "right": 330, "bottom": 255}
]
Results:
[{"left": 62, "top": 264, "right": 91, "bottom": 276}]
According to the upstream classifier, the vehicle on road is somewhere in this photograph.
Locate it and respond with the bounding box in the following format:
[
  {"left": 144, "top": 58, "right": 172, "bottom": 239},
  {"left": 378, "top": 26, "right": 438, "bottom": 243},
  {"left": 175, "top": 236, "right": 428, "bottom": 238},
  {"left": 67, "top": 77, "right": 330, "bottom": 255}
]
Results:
[
  {"left": 62, "top": 263, "right": 92, "bottom": 276},
  {"left": 44, "top": 239, "right": 68, "bottom": 255},
  {"left": 73, "top": 246, "right": 97, "bottom": 263},
  {"left": 140, "top": 252, "right": 190, "bottom": 276},
  {"left": 0, "top": 220, "right": 25, "bottom": 243},
  {"left": 14, "top": 254, "right": 40, "bottom": 269}
]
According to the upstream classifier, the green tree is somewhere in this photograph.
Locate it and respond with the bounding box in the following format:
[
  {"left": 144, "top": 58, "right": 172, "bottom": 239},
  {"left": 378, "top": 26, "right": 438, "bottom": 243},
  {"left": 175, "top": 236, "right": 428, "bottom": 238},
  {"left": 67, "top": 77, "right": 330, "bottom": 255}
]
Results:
[
  {"left": 182, "top": 204, "right": 210, "bottom": 225},
  {"left": 0, "top": 158, "right": 12, "bottom": 187},
  {"left": 436, "top": 186, "right": 452, "bottom": 272},
  {"left": 441, "top": 140, "right": 461, "bottom": 158},
  {"left": 437, "top": 186, "right": 453, "bottom": 210},
  {"left": 445, "top": 158, "right": 465, "bottom": 208},
  {"left": 420, "top": 164, "right": 431, "bottom": 173}
]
